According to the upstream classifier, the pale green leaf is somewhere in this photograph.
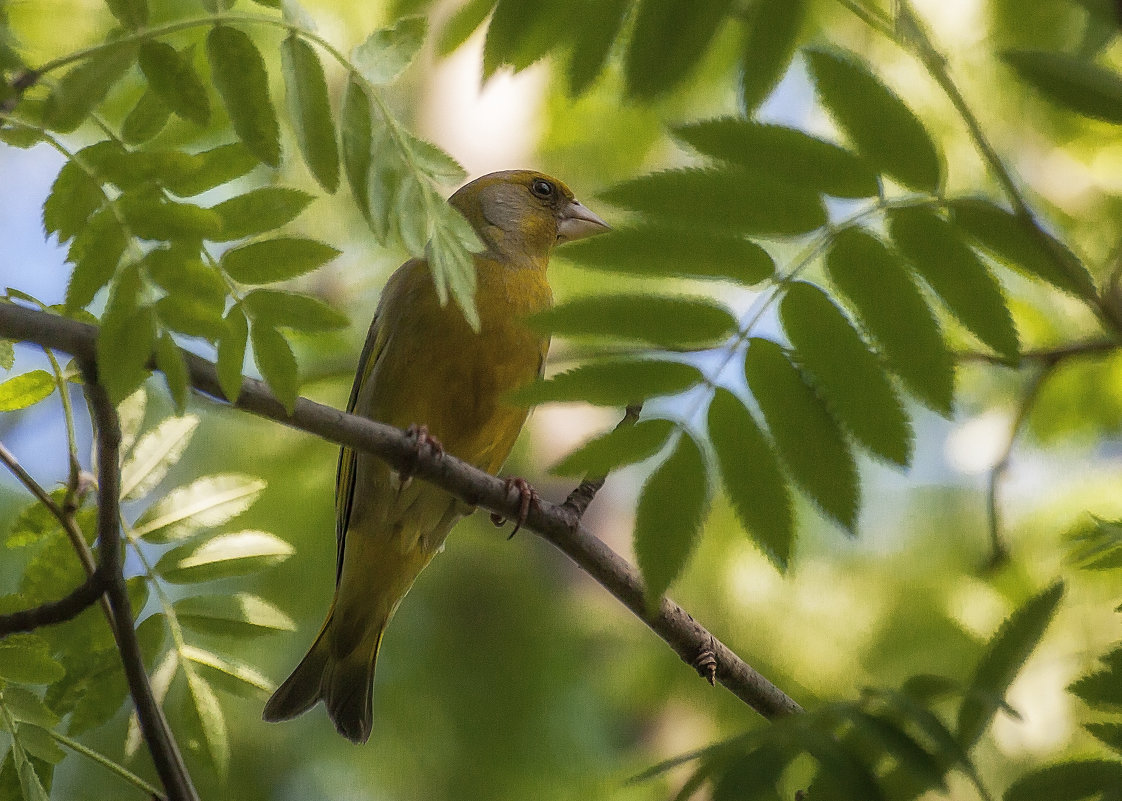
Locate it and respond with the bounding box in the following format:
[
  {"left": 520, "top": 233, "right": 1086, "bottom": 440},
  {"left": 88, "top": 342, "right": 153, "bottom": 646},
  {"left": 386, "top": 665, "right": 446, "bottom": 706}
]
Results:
[
  {"left": 216, "top": 304, "right": 248, "bottom": 403},
  {"left": 428, "top": 210, "right": 480, "bottom": 330},
  {"left": 366, "top": 123, "right": 409, "bottom": 244},
  {"left": 395, "top": 175, "right": 430, "bottom": 256},
  {"left": 551, "top": 418, "right": 675, "bottom": 477},
  {"left": 183, "top": 644, "right": 273, "bottom": 697},
  {"left": 154, "top": 530, "right": 294, "bottom": 583},
  {"left": 207, "top": 25, "right": 280, "bottom": 167},
  {"left": 513, "top": 359, "right": 703, "bottom": 407},
  {"left": 183, "top": 669, "right": 229, "bottom": 775},
  {"left": 117, "top": 387, "right": 147, "bottom": 457},
  {"left": 250, "top": 322, "right": 298, "bottom": 413},
  {"left": 175, "top": 592, "right": 295, "bottom": 638},
  {"left": 740, "top": 0, "right": 806, "bottom": 111},
  {"left": 42, "top": 159, "right": 103, "bottom": 244},
  {"left": 64, "top": 207, "right": 126, "bottom": 312},
  {"left": 281, "top": 34, "right": 339, "bottom": 192},
  {"left": 0, "top": 687, "right": 59, "bottom": 728},
  {"left": 221, "top": 238, "right": 339, "bottom": 284},
  {"left": 121, "top": 88, "right": 170, "bottom": 144},
  {"left": 243, "top": 289, "right": 348, "bottom": 333},
  {"left": 9, "top": 742, "right": 50, "bottom": 801},
  {"left": 43, "top": 41, "right": 136, "bottom": 132},
  {"left": 531, "top": 295, "right": 737, "bottom": 348},
  {"left": 141, "top": 245, "right": 225, "bottom": 302},
  {"left": 0, "top": 371, "right": 55, "bottom": 412},
  {"left": 14, "top": 726, "right": 63, "bottom": 765},
  {"left": 134, "top": 473, "right": 267, "bottom": 542},
  {"left": 125, "top": 648, "right": 176, "bottom": 758},
  {"left": 406, "top": 133, "right": 467, "bottom": 185},
  {"left": 352, "top": 15, "right": 427, "bottom": 85},
  {"left": 1003, "top": 49, "right": 1122, "bottom": 124},
  {"left": 340, "top": 76, "right": 374, "bottom": 223},
  {"left": 160, "top": 143, "right": 258, "bottom": 197},
  {"left": 210, "top": 188, "right": 314, "bottom": 242},
  {"left": 137, "top": 41, "right": 210, "bottom": 126},
  {"left": 155, "top": 333, "right": 188, "bottom": 413},
  {"left": 96, "top": 268, "right": 155, "bottom": 404},
  {"left": 119, "top": 414, "right": 200, "bottom": 501}
]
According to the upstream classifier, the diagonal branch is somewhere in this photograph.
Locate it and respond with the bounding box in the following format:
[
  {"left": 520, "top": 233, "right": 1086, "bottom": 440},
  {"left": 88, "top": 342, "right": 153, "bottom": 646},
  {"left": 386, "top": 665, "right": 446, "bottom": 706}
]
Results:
[
  {"left": 0, "top": 302, "right": 803, "bottom": 721},
  {"left": 0, "top": 564, "right": 110, "bottom": 636}
]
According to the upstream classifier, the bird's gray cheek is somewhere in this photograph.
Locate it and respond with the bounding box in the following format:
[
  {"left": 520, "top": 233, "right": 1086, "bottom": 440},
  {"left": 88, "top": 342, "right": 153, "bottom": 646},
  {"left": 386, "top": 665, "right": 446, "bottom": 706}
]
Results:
[{"left": 480, "top": 191, "right": 520, "bottom": 232}]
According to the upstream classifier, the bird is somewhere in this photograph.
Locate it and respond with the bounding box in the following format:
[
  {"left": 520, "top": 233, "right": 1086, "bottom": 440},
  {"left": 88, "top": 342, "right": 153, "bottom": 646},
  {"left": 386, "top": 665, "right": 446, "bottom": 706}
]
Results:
[{"left": 262, "top": 170, "right": 609, "bottom": 743}]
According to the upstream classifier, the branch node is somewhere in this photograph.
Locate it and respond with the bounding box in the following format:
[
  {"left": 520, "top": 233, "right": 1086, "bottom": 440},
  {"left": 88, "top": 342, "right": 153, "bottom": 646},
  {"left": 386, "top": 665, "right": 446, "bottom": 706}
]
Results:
[{"left": 691, "top": 636, "right": 718, "bottom": 686}]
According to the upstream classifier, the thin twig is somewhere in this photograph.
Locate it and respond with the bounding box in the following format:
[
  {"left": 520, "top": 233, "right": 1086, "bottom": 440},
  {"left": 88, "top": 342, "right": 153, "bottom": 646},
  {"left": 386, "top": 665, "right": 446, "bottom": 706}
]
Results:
[
  {"left": 956, "top": 339, "right": 1119, "bottom": 366},
  {"left": 0, "top": 302, "right": 803, "bottom": 721},
  {"left": 0, "top": 566, "right": 108, "bottom": 635},
  {"left": 559, "top": 404, "right": 643, "bottom": 524}
]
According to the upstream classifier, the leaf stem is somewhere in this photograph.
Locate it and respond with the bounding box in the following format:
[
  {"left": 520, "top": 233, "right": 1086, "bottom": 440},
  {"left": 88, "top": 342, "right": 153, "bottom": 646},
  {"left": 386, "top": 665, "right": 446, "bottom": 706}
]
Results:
[{"left": 48, "top": 728, "right": 165, "bottom": 799}]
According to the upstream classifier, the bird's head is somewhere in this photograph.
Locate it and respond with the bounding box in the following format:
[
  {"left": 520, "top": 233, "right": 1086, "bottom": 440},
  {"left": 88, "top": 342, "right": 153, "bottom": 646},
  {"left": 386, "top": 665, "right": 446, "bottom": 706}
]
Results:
[{"left": 450, "top": 170, "right": 609, "bottom": 263}]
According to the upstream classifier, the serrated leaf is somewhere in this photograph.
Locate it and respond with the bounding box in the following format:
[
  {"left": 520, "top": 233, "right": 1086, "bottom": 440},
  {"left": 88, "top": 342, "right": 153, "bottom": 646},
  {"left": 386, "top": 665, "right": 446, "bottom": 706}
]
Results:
[
  {"left": 560, "top": 225, "right": 774, "bottom": 284},
  {"left": 281, "top": 35, "right": 339, "bottom": 192},
  {"left": 483, "top": 0, "right": 572, "bottom": 76},
  {"left": 708, "top": 388, "right": 794, "bottom": 569},
  {"left": 634, "top": 432, "right": 710, "bottom": 611},
  {"left": 137, "top": 41, "right": 210, "bottom": 127},
  {"left": 428, "top": 207, "right": 480, "bottom": 329},
  {"left": 674, "top": 119, "right": 879, "bottom": 199},
  {"left": 0, "top": 371, "right": 55, "bottom": 412},
  {"left": 437, "top": 0, "right": 496, "bottom": 56},
  {"left": 242, "top": 289, "right": 348, "bottom": 333},
  {"left": 957, "top": 581, "right": 1064, "bottom": 747},
  {"left": 141, "top": 245, "right": 225, "bottom": 303},
  {"left": 1069, "top": 516, "right": 1122, "bottom": 570},
  {"left": 134, "top": 473, "right": 266, "bottom": 542},
  {"left": 0, "top": 635, "right": 64, "bottom": 684},
  {"left": 367, "top": 123, "right": 409, "bottom": 243},
  {"left": 602, "top": 168, "right": 827, "bottom": 236},
  {"left": 155, "top": 294, "right": 227, "bottom": 342},
  {"left": 8, "top": 744, "right": 50, "bottom": 801},
  {"left": 825, "top": 228, "right": 954, "bottom": 415},
  {"left": 806, "top": 47, "right": 941, "bottom": 192},
  {"left": 125, "top": 648, "right": 176, "bottom": 757},
  {"left": 1004, "top": 760, "right": 1122, "bottom": 801},
  {"left": 117, "top": 387, "right": 147, "bottom": 456},
  {"left": 175, "top": 592, "right": 295, "bottom": 638},
  {"left": 1084, "top": 722, "right": 1122, "bottom": 754},
  {"left": 625, "top": 0, "right": 737, "bottom": 99},
  {"left": 121, "top": 88, "right": 170, "bottom": 144},
  {"left": 406, "top": 133, "right": 467, "bottom": 185},
  {"left": 250, "top": 322, "right": 297, "bottom": 413},
  {"left": 43, "top": 41, "right": 136, "bottom": 132},
  {"left": 96, "top": 268, "right": 155, "bottom": 404},
  {"left": 513, "top": 359, "right": 703, "bottom": 407},
  {"left": 209, "top": 188, "right": 315, "bottom": 243},
  {"left": 207, "top": 25, "right": 280, "bottom": 167},
  {"left": 565, "top": 0, "right": 629, "bottom": 94},
  {"left": 1069, "top": 667, "right": 1122, "bottom": 708},
  {"left": 183, "top": 669, "right": 229, "bottom": 775},
  {"left": 395, "top": 175, "right": 430, "bottom": 256},
  {"left": 118, "top": 191, "right": 224, "bottom": 241},
  {"left": 889, "top": 207, "right": 1019, "bottom": 361},
  {"left": 780, "top": 281, "right": 912, "bottom": 466},
  {"left": 160, "top": 143, "right": 259, "bottom": 197},
  {"left": 352, "top": 15, "right": 427, "bottom": 85},
  {"left": 531, "top": 295, "right": 737, "bottom": 348},
  {"left": 155, "top": 332, "right": 188, "bottom": 412},
  {"left": 740, "top": 0, "right": 806, "bottom": 111},
  {"left": 1003, "top": 49, "right": 1122, "bottom": 124},
  {"left": 119, "top": 414, "right": 200, "bottom": 501},
  {"left": 0, "top": 687, "right": 59, "bottom": 728},
  {"left": 340, "top": 76, "right": 374, "bottom": 223},
  {"left": 221, "top": 237, "right": 339, "bottom": 284},
  {"left": 64, "top": 206, "right": 126, "bottom": 311},
  {"left": 155, "top": 530, "right": 294, "bottom": 583},
  {"left": 216, "top": 304, "right": 248, "bottom": 403},
  {"left": 745, "top": 338, "right": 859, "bottom": 532},
  {"left": 551, "top": 418, "right": 675, "bottom": 477},
  {"left": 104, "top": 0, "right": 148, "bottom": 29},
  {"left": 42, "top": 159, "right": 103, "bottom": 244},
  {"left": 183, "top": 645, "right": 273, "bottom": 697},
  {"left": 949, "top": 198, "right": 1096, "bottom": 297}
]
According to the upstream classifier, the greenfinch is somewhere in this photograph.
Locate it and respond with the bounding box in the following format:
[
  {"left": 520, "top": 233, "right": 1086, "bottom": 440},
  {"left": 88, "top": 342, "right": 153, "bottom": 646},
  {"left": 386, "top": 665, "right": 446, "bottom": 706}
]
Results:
[{"left": 263, "top": 170, "right": 609, "bottom": 742}]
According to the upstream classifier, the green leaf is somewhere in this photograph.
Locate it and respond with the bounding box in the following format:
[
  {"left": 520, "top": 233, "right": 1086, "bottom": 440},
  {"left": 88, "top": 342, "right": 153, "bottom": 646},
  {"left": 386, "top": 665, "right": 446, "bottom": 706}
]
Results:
[
  {"left": 1004, "top": 760, "right": 1122, "bottom": 801},
  {"left": 207, "top": 25, "right": 281, "bottom": 167},
  {"left": 806, "top": 47, "right": 942, "bottom": 192},
  {"left": 513, "top": 359, "right": 703, "bottom": 407},
  {"left": 1069, "top": 666, "right": 1122, "bottom": 708},
  {"left": 119, "top": 414, "right": 200, "bottom": 501},
  {"left": 889, "top": 207, "right": 1019, "bottom": 362},
  {"left": 1, "top": 686, "right": 60, "bottom": 728},
  {"left": 183, "top": 669, "right": 229, "bottom": 775},
  {"left": 155, "top": 295, "right": 227, "bottom": 342},
  {"left": 405, "top": 133, "right": 467, "bottom": 185},
  {"left": 281, "top": 35, "right": 339, "bottom": 192},
  {"left": 15, "top": 725, "right": 64, "bottom": 765},
  {"left": 43, "top": 159, "right": 103, "bottom": 244},
  {"left": 137, "top": 41, "right": 210, "bottom": 127},
  {"left": 707, "top": 388, "right": 794, "bottom": 569},
  {"left": 437, "top": 0, "right": 496, "bottom": 56},
  {"left": 1069, "top": 516, "right": 1122, "bottom": 570},
  {"left": 634, "top": 432, "right": 710, "bottom": 606},
  {"left": 175, "top": 592, "right": 295, "bottom": 638},
  {"left": 160, "top": 143, "right": 259, "bottom": 197},
  {"left": 221, "top": 237, "right": 339, "bottom": 284},
  {"left": 625, "top": 0, "right": 737, "bottom": 99},
  {"left": 141, "top": 245, "right": 225, "bottom": 302},
  {"left": 957, "top": 581, "right": 1064, "bottom": 747},
  {"left": 64, "top": 206, "right": 127, "bottom": 312},
  {"left": 117, "top": 191, "right": 224, "bottom": 241},
  {"left": 155, "top": 530, "right": 294, "bottom": 583},
  {"left": 739, "top": 0, "right": 806, "bottom": 111},
  {"left": 134, "top": 473, "right": 266, "bottom": 542},
  {"left": 560, "top": 225, "right": 774, "bottom": 284},
  {"left": 0, "top": 341, "right": 13, "bottom": 371},
  {"left": 117, "top": 387, "right": 147, "bottom": 457},
  {"left": 0, "top": 635, "right": 64, "bottom": 684},
  {"left": 96, "top": 268, "right": 156, "bottom": 404},
  {"left": 340, "top": 76, "right": 374, "bottom": 223},
  {"left": 155, "top": 332, "right": 188, "bottom": 412},
  {"left": 1003, "top": 49, "right": 1122, "bottom": 124},
  {"left": 216, "top": 305, "right": 248, "bottom": 403},
  {"left": 483, "top": 0, "right": 572, "bottom": 76},
  {"left": 745, "top": 338, "right": 859, "bottom": 532},
  {"left": 825, "top": 228, "right": 954, "bottom": 415},
  {"left": 395, "top": 175, "right": 430, "bottom": 256},
  {"left": 565, "top": 0, "right": 629, "bottom": 94},
  {"left": 0, "top": 371, "right": 55, "bottom": 412},
  {"left": 352, "top": 15, "right": 427, "bottom": 85},
  {"left": 183, "top": 645, "right": 273, "bottom": 698},
  {"left": 104, "top": 0, "right": 148, "bottom": 29},
  {"left": 780, "top": 281, "right": 912, "bottom": 466},
  {"left": 250, "top": 322, "right": 298, "bottom": 413},
  {"left": 602, "top": 168, "right": 827, "bottom": 236},
  {"left": 1084, "top": 722, "right": 1122, "bottom": 754},
  {"left": 367, "top": 123, "right": 409, "bottom": 243},
  {"left": 210, "top": 188, "right": 315, "bottom": 242},
  {"left": 674, "top": 119, "right": 879, "bottom": 199},
  {"left": 428, "top": 205, "right": 480, "bottom": 329},
  {"left": 531, "top": 294, "right": 737, "bottom": 348},
  {"left": 43, "top": 41, "right": 136, "bottom": 132},
  {"left": 6, "top": 743, "right": 50, "bottom": 801},
  {"left": 121, "top": 88, "right": 170, "bottom": 144},
  {"left": 242, "top": 289, "right": 348, "bottom": 333},
  {"left": 949, "top": 198, "right": 1096, "bottom": 297},
  {"left": 551, "top": 418, "right": 675, "bottom": 477}
]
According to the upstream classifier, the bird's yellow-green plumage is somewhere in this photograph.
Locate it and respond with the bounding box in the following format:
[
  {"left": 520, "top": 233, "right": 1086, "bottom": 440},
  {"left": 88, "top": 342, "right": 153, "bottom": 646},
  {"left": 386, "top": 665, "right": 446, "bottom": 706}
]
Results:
[{"left": 262, "top": 170, "right": 608, "bottom": 742}]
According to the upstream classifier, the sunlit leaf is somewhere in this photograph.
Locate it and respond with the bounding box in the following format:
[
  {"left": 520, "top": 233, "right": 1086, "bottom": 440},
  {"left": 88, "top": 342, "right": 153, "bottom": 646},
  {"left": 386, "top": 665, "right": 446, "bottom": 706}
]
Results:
[
  {"left": 0, "top": 371, "right": 55, "bottom": 412},
  {"left": 531, "top": 294, "right": 737, "bottom": 348},
  {"left": 183, "top": 669, "right": 229, "bottom": 775},
  {"left": 134, "top": 473, "right": 267, "bottom": 542},
  {"left": 154, "top": 530, "right": 294, "bottom": 583},
  {"left": 155, "top": 332, "right": 188, "bottom": 412},
  {"left": 216, "top": 304, "right": 248, "bottom": 403},
  {"left": 1003, "top": 49, "right": 1122, "bottom": 124},
  {"left": 117, "top": 191, "right": 224, "bottom": 241},
  {"left": 250, "top": 322, "right": 298, "bottom": 413},
  {"left": 175, "top": 592, "right": 295, "bottom": 638},
  {"left": 210, "top": 187, "right": 314, "bottom": 242},
  {"left": 64, "top": 207, "right": 126, "bottom": 312},
  {"left": 513, "top": 359, "right": 703, "bottom": 407},
  {"left": 625, "top": 0, "right": 736, "bottom": 99},
  {"left": 551, "top": 418, "right": 675, "bottom": 477},
  {"left": 222, "top": 237, "right": 340, "bottom": 285},
  {"left": 243, "top": 289, "right": 348, "bottom": 333},
  {"left": 137, "top": 41, "right": 210, "bottom": 126},
  {"left": 437, "top": 0, "right": 496, "bottom": 56},
  {"left": 352, "top": 15, "right": 427, "bottom": 85},
  {"left": 281, "top": 34, "right": 339, "bottom": 192},
  {"left": 117, "top": 387, "right": 147, "bottom": 457},
  {"left": 183, "top": 644, "right": 273, "bottom": 698},
  {"left": 43, "top": 41, "right": 136, "bottom": 132},
  {"left": 739, "top": 0, "right": 805, "bottom": 111},
  {"left": 119, "top": 414, "right": 200, "bottom": 501},
  {"left": 207, "top": 25, "right": 281, "bottom": 166},
  {"left": 42, "top": 159, "right": 103, "bottom": 245}
]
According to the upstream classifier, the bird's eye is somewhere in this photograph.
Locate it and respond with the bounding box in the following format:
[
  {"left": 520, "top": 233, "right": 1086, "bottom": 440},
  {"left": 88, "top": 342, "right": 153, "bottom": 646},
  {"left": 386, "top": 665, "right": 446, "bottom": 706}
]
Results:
[{"left": 530, "top": 178, "right": 554, "bottom": 199}]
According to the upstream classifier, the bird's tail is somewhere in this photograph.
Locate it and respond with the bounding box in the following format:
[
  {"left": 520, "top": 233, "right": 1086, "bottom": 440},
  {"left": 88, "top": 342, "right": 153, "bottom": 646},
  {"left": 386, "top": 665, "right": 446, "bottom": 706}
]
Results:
[{"left": 262, "top": 605, "right": 386, "bottom": 744}]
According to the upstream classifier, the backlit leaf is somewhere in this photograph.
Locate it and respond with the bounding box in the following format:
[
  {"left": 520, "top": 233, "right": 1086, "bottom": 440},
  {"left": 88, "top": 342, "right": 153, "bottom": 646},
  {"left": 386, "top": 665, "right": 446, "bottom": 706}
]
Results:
[
  {"left": 155, "top": 332, "right": 188, "bottom": 412},
  {"left": 513, "top": 359, "right": 703, "bottom": 407},
  {"left": 1, "top": 686, "right": 60, "bottom": 728},
  {"left": 207, "top": 25, "right": 281, "bottom": 166},
  {"left": 210, "top": 188, "right": 315, "bottom": 242},
  {"left": 183, "top": 669, "right": 229, "bottom": 775},
  {"left": 183, "top": 644, "right": 273, "bottom": 698},
  {"left": 175, "top": 592, "right": 295, "bottom": 638},
  {"left": 739, "top": 0, "right": 806, "bottom": 112},
  {"left": 155, "top": 530, "right": 294, "bottom": 583},
  {"left": 105, "top": 0, "right": 148, "bottom": 29},
  {"left": 43, "top": 159, "right": 103, "bottom": 244},
  {"left": 137, "top": 41, "right": 210, "bottom": 126},
  {"left": 352, "top": 15, "right": 427, "bottom": 85},
  {"left": 437, "top": 0, "right": 496, "bottom": 56},
  {"left": 551, "top": 418, "right": 675, "bottom": 477},
  {"left": 223, "top": 237, "right": 340, "bottom": 285},
  {"left": 625, "top": 0, "right": 736, "bottom": 99},
  {"left": 216, "top": 304, "right": 248, "bottom": 403},
  {"left": 119, "top": 414, "right": 200, "bottom": 501},
  {"left": 340, "top": 76, "right": 374, "bottom": 222},
  {"left": 281, "top": 35, "right": 339, "bottom": 192},
  {"left": 243, "top": 289, "right": 348, "bottom": 332},
  {"left": 134, "top": 473, "right": 267, "bottom": 542},
  {"left": 250, "top": 322, "right": 298, "bottom": 413},
  {"left": 97, "top": 268, "right": 155, "bottom": 403},
  {"left": 565, "top": 0, "right": 628, "bottom": 94},
  {"left": 1003, "top": 49, "right": 1122, "bottom": 124},
  {"left": 483, "top": 0, "right": 572, "bottom": 76},
  {"left": 0, "top": 371, "right": 55, "bottom": 412},
  {"left": 121, "top": 88, "right": 170, "bottom": 144},
  {"left": 531, "top": 294, "right": 737, "bottom": 348},
  {"left": 366, "top": 123, "right": 409, "bottom": 243},
  {"left": 43, "top": 41, "right": 136, "bottom": 132},
  {"left": 64, "top": 206, "right": 126, "bottom": 311}
]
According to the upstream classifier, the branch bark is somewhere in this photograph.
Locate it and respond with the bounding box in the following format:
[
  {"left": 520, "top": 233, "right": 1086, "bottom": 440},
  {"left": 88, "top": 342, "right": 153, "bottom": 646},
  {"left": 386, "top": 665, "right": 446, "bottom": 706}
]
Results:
[{"left": 0, "top": 301, "right": 803, "bottom": 721}]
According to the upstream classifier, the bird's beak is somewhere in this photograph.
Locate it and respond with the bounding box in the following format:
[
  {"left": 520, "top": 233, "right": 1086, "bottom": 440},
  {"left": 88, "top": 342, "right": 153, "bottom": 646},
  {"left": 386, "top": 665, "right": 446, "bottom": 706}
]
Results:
[{"left": 557, "top": 200, "right": 610, "bottom": 243}]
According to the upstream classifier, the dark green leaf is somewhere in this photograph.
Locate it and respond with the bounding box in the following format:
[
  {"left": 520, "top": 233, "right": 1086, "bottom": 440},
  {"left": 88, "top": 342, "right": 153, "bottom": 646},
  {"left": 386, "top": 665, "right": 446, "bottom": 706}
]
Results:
[
  {"left": 175, "top": 592, "right": 295, "bottom": 638},
  {"left": 156, "top": 295, "right": 227, "bottom": 341},
  {"left": 242, "top": 289, "right": 348, "bottom": 332},
  {"left": 483, "top": 0, "right": 572, "bottom": 76},
  {"left": 806, "top": 47, "right": 941, "bottom": 192},
  {"left": 137, "top": 41, "right": 210, "bottom": 126},
  {"left": 561, "top": 225, "right": 774, "bottom": 284},
  {"left": 155, "top": 530, "right": 294, "bottom": 583},
  {"left": 217, "top": 304, "right": 248, "bottom": 403},
  {"left": 1004, "top": 760, "right": 1122, "bottom": 801},
  {"left": 352, "top": 15, "right": 427, "bottom": 84},
  {"left": 43, "top": 159, "right": 103, "bottom": 244},
  {"left": 634, "top": 432, "right": 710, "bottom": 606},
  {"left": 889, "top": 206, "right": 1020, "bottom": 362},
  {"left": 840, "top": 709, "right": 946, "bottom": 793},
  {"left": 565, "top": 0, "right": 629, "bottom": 94},
  {"left": 96, "top": 267, "right": 155, "bottom": 403},
  {"left": 118, "top": 191, "right": 224, "bottom": 241},
  {"left": 602, "top": 168, "right": 827, "bottom": 236},
  {"left": 739, "top": 0, "right": 806, "bottom": 111},
  {"left": 134, "top": 473, "right": 266, "bottom": 543},
  {"left": 625, "top": 0, "right": 736, "bottom": 99},
  {"left": 207, "top": 25, "right": 281, "bottom": 166},
  {"left": 551, "top": 418, "right": 675, "bottom": 477},
  {"left": 708, "top": 388, "right": 794, "bottom": 569},
  {"left": 1084, "top": 722, "right": 1122, "bottom": 754},
  {"left": 281, "top": 35, "right": 339, "bottom": 192},
  {"left": 43, "top": 41, "right": 136, "bottom": 132},
  {"left": 210, "top": 188, "right": 315, "bottom": 241},
  {"left": 340, "top": 76, "right": 374, "bottom": 223},
  {"left": 513, "top": 359, "right": 703, "bottom": 407},
  {"left": 780, "top": 281, "right": 912, "bottom": 466},
  {"left": 0, "top": 635, "right": 64, "bottom": 683},
  {"left": 121, "top": 88, "right": 170, "bottom": 144},
  {"left": 745, "top": 338, "right": 859, "bottom": 532},
  {"left": 531, "top": 294, "right": 737, "bottom": 348},
  {"left": 1069, "top": 667, "right": 1122, "bottom": 708},
  {"left": 160, "top": 143, "right": 259, "bottom": 197},
  {"left": 957, "top": 581, "right": 1064, "bottom": 747},
  {"left": 437, "top": 0, "right": 497, "bottom": 56},
  {"left": 1003, "top": 49, "right": 1122, "bottom": 124},
  {"left": 64, "top": 206, "right": 126, "bottom": 311},
  {"left": 141, "top": 244, "right": 225, "bottom": 302},
  {"left": 674, "top": 119, "right": 879, "bottom": 199},
  {"left": 250, "top": 322, "right": 298, "bottom": 412},
  {"left": 0, "top": 371, "right": 55, "bottom": 412},
  {"left": 104, "top": 0, "right": 148, "bottom": 29},
  {"left": 1068, "top": 516, "right": 1122, "bottom": 570},
  {"left": 825, "top": 228, "right": 954, "bottom": 415},
  {"left": 155, "top": 332, "right": 188, "bottom": 412},
  {"left": 221, "top": 237, "right": 339, "bottom": 284},
  {"left": 949, "top": 198, "right": 1096, "bottom": 297}
]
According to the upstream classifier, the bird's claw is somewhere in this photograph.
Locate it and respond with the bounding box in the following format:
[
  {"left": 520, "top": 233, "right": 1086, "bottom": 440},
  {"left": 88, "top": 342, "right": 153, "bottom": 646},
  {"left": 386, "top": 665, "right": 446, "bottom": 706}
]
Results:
[
  {"left": 490, "top": 477, "right": 539, "bottom": 539},
  {"left": 397, "top": 424, "right": 443, "bottom": 489}
]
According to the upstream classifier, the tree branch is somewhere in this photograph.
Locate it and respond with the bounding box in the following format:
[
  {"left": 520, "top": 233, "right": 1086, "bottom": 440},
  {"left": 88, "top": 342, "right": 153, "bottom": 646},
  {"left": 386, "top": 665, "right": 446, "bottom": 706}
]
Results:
[
  {"left": 0, "top": 564, "right": 109, "bottom": 635},
  {"left": 0, "top": 302, "right": 803, "bottom": 721}
]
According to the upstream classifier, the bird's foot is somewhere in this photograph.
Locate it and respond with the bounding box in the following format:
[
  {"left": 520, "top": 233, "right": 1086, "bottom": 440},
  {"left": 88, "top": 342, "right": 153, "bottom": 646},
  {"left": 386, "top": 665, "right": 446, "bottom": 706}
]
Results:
[
  {"left": 395, "top": 425, "right": 444, "bottom": 492},
  {"left": 490, "top": 477, "right": 539, "bottom": 539}
]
